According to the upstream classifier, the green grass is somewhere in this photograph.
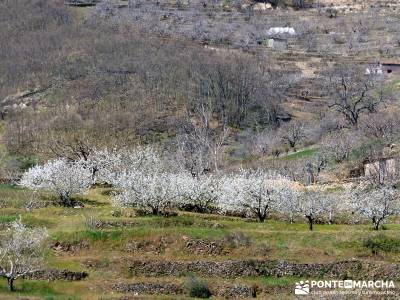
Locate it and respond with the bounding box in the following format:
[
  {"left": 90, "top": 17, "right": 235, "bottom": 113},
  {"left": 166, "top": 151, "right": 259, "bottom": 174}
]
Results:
[
  {"left": 363, "top": 234, "right": 400, "bottom": 253},
  {"left": 0, "top": 214, "right": 18, "bottom": 223},
  {"left": 0, "top": 184, "right": 32, "bottom": 208},
  {"left": 282, "top": 148, "right": 317, "bottom": 160},
  {"left": 1, "top": 186, "right": 400, "bottom": 298},
  {"left": 260, "top": 276, "right": 300, "bottom": 287},
  {"left": 0, "top": 279, "right": 80, "bottom": 299}
]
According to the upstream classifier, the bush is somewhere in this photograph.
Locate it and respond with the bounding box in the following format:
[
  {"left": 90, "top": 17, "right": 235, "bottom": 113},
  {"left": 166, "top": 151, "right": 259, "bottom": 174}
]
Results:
[
  {"left": 222, "top": 232, "right": 251, "bottom": 248},
  {"left": 84, "top": 215, "right": 102, "bottom": 230},
  {"left": 185, "top": 273, "right": 212, "bottom": 298},
  {"left": 363, "top": 234, "right": 400, "bottom": 254}
]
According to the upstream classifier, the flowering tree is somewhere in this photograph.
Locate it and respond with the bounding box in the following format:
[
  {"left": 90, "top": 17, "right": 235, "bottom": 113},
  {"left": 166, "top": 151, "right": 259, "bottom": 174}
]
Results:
[
  {"left": 349, "top": 184, "right": 400, "bottom": 230},
  {"left": 177, "top": 173, "right": 221, "bottom": 213},
  {"left": 276, "top": 187, "right": 301, "bottom": 223},
  {"left": 0, "top": 220, "right": 48, "bottom": 291},
  {"left": 114, "top": 172, "right": 180, "bottom": 215},
  {"left": 219, "top": 170, "right": 294, "bottom": 222},
  {"left": 297, "top": 188, "right": 334, "bottom": 231},
  {"left": 20, "top": 159, "right": 92, "bottom": 206},
  {"left": 85, "top": 146, "right": 163, "bottom": 186}
]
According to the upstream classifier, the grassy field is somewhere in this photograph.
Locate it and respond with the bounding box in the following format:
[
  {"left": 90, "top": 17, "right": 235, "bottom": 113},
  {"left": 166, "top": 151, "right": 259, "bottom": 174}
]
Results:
[{"left": 0, "top": 184, "right": 399, "bottom": 299}]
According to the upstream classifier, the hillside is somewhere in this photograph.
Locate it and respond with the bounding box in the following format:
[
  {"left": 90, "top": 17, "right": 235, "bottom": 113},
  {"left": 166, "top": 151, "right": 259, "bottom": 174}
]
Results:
[
  {"left": 1, "top": 185, "right": 400, "bottom": 299},
  {"left": 1, "top": 0, "right": 400, "bottom": 299}
]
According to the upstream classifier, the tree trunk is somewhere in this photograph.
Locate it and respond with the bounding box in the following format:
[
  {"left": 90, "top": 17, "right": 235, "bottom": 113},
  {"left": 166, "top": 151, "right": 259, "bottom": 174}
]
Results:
[
  {"left": 373, "top": 220, "right": 380, "bottom": 230},
  {"left": 152, "top": 207, "right": 159, "bottom": 215},
  {"left": 306, "top": 215, "right": 313, "bottom": 231},
  {"left": 258, "top": 210, "right": 266, "bottom": 223},
  {"left": 60, "top": 194, "right": 73, "bottom": 207},
  {"left": 7, "top": 277, "right": 14, "bottom": 292},
  {"left": 258, "top": 213, "right": 266, "bottom": 223},
  {"left": 372, "top": 216, "right": 380, "bottom": 230},
  {"left": 289, "top": 212, "right": 294, "bottom": 224}
]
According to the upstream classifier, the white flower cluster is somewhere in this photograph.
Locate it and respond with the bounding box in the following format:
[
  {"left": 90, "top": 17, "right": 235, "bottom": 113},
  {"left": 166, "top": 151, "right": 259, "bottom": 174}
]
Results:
[
  {"left": 0, "top": 219, "right": 48, "bottom": 289},
  {"left": 82, "top": 146, "right": 162, "bottom": 186},
  {"left": 20, "top": 158, "right": 92, "bottom": 205},
  {"left": 218, "top": 170, "right": 296, "bottom": 222},
  {"left": 348, "top": 184, "right": 400, "bottom": 230},
  {"left": 267, "top": 27, "right": 296, "bottom": 36},
  {"left": 176, "top": 173, "right": 221, "bottom": 212},
  {"left": 19, "top": 147, "right": 400, "bottom": 229}
]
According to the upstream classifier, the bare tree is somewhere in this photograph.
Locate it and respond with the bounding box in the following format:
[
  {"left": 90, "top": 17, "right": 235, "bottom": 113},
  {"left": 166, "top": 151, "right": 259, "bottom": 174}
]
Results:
[
  {"left": 321, "top": 130, "right": 357, "bottom": 163},
  {"left": 292, "top": 0, "right": 306, "bottom": 9},
  {"left": 324, "top": 64, "right": 388, "bottom": 125},
  {"left": 176, "top": 105, "right": 229, "bottom": 176},
  {"left": 359, "top": 111, "right": 400, "bottom": 144},
  {"left": 279, "top": 120, "right": 306, "bottom": 151}
]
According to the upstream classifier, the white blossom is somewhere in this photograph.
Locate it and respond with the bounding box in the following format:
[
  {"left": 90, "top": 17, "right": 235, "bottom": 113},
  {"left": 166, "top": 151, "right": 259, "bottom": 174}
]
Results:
[
  {"left": 276, "top": 187, "right": 301, "bottom": 223},
  {"left": 297, "top": 187, "right": 339, "bottom": 230},
  {"left": 348, "top": 184, "right": 400, "bottom": 230},
  {"left": 176, "top": 173, "right": 221, "bottom": 212},
  {"left": 218, "top": 170, "right": 294, "bottom": 222},
  {"left": 0, "top": 220, "right": 48, "bottom": 291},
  {"left": 114, "top": 172, "right": 180, "bottom": 215},
  {"left": 20, "top": 158, "right": 92, "bottom": 206},
  {"left": 85, "top": 146, "right": 163, "bottom": 186}
]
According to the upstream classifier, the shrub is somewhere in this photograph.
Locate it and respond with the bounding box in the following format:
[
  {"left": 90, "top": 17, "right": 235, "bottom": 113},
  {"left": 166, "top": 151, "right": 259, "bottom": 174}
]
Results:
[
  {"left": 363, "top": 234, "right": 400, "bottom": 254},
  {"left": 84, "top": 215, "right": 102, "bottom": 230},
  {"left": 222, "top": 232, "right": 251, "bottom": 248},
  {"left": 185, "top": 273, "right": 212, "bottom": 298}
]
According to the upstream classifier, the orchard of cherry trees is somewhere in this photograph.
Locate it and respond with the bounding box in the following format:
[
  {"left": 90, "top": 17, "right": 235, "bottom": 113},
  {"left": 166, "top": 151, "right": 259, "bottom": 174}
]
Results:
[{"left": 20, "top": 146, "right": 400, "bottom": 231}]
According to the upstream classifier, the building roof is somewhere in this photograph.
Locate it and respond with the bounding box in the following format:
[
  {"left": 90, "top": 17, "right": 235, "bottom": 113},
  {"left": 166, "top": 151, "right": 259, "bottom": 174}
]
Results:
[{"left": 380, "top": 59, "right": 400, "bottom": 66}]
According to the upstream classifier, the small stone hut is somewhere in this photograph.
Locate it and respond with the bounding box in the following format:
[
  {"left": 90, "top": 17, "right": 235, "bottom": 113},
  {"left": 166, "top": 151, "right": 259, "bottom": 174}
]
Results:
[{"left": 380, "top": 59, "right": 400, "bottom": 75}]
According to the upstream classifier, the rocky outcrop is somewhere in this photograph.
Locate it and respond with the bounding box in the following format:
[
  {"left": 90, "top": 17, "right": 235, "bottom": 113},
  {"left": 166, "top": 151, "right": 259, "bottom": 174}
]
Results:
[
  {"left": 114, "top": 282, "right": 182, "bottom": 295},
  {"left": 216, "top": 284, "right": 257, "bottom": 298},
  {"left": 65, "top": 0, "right": 99, "bottom": 6},
  {"left": 126, "top": 259, "right": 400, "bottom": 280},
  {"left": 25, "top": 269, "right": 88, "bottom": 281},
  {"left": 114, "top": 282, "right": 257, "bottom": 298},
  {"left": 128, "top": 259, "right": 259, "bottom": 277},
  {"left": 52, "top": 240, "right": 90, "bottom": 253},
  {"left": 185, "top": 239, "right": 226, "bottom": 256}
]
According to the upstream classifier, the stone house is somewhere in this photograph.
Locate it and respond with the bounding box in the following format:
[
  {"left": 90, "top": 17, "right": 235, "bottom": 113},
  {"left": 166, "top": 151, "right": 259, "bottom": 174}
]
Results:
[
  {"left": 363, "top": 156, "right": 399, "bottom": 183},
  {"left": 380, "top": 59, "right": 400, "bottom": 75},
  {"left": 349, "top": 155, "right": 400, "bottom": 183}
]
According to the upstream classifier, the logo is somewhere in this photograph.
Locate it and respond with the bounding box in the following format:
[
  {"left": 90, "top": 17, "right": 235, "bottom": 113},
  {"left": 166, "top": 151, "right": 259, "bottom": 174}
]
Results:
[
  {"left": 294, "top": 279, "right": 396, "bottom": 296},
  {"left": 295, "top": 280, "right": 310, "bottom": 295}
]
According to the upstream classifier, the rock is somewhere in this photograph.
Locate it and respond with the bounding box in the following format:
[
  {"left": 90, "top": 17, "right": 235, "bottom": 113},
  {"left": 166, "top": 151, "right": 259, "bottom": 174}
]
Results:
[
  {"left": 125, "top": 210, "right": 137, "bottom": 218},
  {"left": 125, "top": 259, "right": 400, "bottom": 280},
  {"left": 127, "top": 259, "right": 260, "bottom": 277},
  {"left": 114, "top": 282, "right": 182, "bottom": 295},
  {"left": 212, "top": 222, "right": 224, "bottom": 229},
  {"left": 52, "top": 240, "right": 89, "bottom": 253},
  {"left": 111, "top": 210, "right": 122, "bottom": 217},
  {"left": 253, "top": 3, "right": 272, "bottom": 11},
  {"left": 217, "top": 284, "right": 257, "bottom": 298},
  {"left": 185, "top": 239, "right": 225, "bottom": 256},
  {"left": 125, "top": 237, "right": 170, "bottom": 254},
  {"left": 65, "top": 0, "right": 99, "bottom": 7},
  {"left": 25, "top": 269, "right": 88, "bottom": 281}
]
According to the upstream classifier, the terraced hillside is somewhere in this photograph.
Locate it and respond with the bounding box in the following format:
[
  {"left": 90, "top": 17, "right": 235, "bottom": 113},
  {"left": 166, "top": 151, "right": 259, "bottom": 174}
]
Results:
[
  {"left": 1, "top": 1, "right": 400, "bottom": 299},
  {"left": 1, "top": 184, "right": 400, "bottom": 299}
]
